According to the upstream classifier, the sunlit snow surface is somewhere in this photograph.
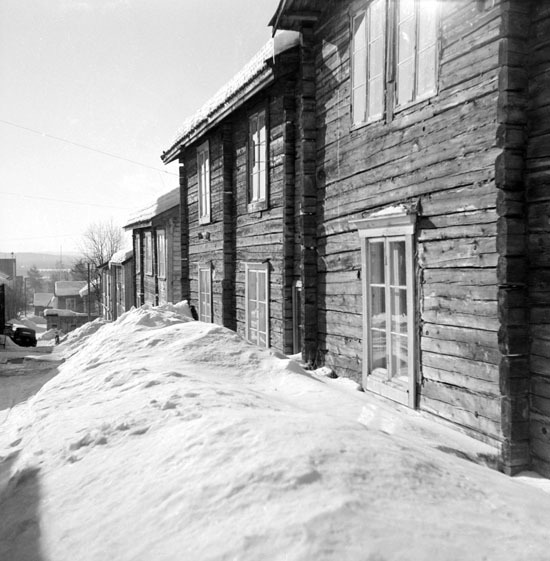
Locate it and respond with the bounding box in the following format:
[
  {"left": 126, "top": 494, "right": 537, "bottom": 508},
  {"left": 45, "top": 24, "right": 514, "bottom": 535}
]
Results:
[{"left": 2, "top": 302, "right": 550, "bottom": 560}]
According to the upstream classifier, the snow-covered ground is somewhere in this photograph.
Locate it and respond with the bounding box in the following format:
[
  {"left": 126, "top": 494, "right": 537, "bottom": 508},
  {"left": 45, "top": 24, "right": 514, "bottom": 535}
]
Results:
[{"left": 1, "top": 302, "right": 550, "bottom": 561}]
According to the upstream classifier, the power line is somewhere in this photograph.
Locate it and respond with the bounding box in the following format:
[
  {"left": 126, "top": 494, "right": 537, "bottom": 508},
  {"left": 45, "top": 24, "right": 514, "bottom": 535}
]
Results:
[
  {"left": 0, "top": 118, "right": 178, "bottom": 176},
  {"left": 0, "top": 191, "right": 133, "bottom": 210},
  {"left": 1, "top": 233, "right": 80, "bottom": 242}
]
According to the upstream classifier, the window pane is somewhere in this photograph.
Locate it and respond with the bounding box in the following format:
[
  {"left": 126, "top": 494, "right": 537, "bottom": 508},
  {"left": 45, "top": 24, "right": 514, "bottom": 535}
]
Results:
[
  {"left": 370, "top": 0, "right": 385, "bottom": 32},
  {"left": 391, "top": 334, "right": 408, "bottom": 381},
  {"left": 353, "top": 86, "right": 367, "bottom": 124},
  {"left": 258, "top": 303, "right": 266, "bottom": 336},
  {"left": 370, "top": 286, "right": 386, "bottom": 331},
  {"left": 418, "top": 2, "right": 438, "bottom": 50},
  {"left": 249, "top": 270, "right": 257, "bottom": 300},
  {"left": 258, "top": 271, "right": 266, "bottom": 301},
  {"left": 354, "top": 53, "right": 367, "bottom": 90},
  {"left": 397, "top": 58, "right": 414, "bottom": 105},
  {"left": 417, "top": 45, "right": 436, "bottom": 97},
  {"left": 370, "top": 34, "right": 385, "bottom": 78},
  {"left": 353, "top": 12, "right": 366, "bottom": 53},
  {"left": 369, "top": 241, "right": 385, "bottom": 284},
  {"left": 397, "top": 2, "right": 415, "bottom": 106},
  {"left": 391, "top": 288, "right": 408, "bottom": 334},
  {"left": 400, "top": 0, "right": 415, "bottom": 21},
  {"left": 368, "top": 75, "right": 384, "bottom": 118},
  {"left": 389, "top": 241, "right": 406, "bottom": 286},
  {"left": 371, "top": 329, "right": 387, "bottom": 371}
]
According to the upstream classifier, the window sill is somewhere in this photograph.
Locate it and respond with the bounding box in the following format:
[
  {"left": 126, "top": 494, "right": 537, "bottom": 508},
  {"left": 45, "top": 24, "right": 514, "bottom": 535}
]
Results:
[
  {"left": 198, "top": 216, "right": 212, "bottom": 226},
  {"left": 350, "top": 115, "right": 384, "bottom": 133},
  {"left": 247, "top": 200, "right": 268, "bottom": 213},
  {"left": 393, "top": 92, "right": 436, "bottom": 117}
]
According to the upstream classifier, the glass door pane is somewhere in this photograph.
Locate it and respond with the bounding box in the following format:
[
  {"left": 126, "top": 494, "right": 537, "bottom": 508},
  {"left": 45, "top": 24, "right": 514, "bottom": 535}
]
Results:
[
  {"left": 389, "top": 240, "right": 408, "bottom": 383},
  {"left": 368, "top": 240, "right": 387, "bottom": 374}
]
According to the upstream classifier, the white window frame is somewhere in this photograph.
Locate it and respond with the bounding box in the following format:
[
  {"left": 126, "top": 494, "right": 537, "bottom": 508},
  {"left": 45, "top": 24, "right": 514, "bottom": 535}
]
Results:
[
  {"left": 351, "top": 0, "right": 438, "bottom": 126},
  {"left": 245, "top": 262, "right": 270, "bottom": 348},
  {"left": 248, "top": 108, "right": 268, "bottom": 212},
  {"left": 198, "top": 263, "right": 213, "bottom": 323},
  {"left": 156, "top": 229, "right": 166, "bottom": 279},
  {"left": 197, "top": 141, "right": 211, "bottom": 224},
  {"left": 395, "top": 0, "right": 439, "bottom": 107},
  {"left": 352, "top": 207, "right": 416, "bottom": 408},
  {"left": 351, "top": 0, "right": 386, "bottom": 125},
  {"left": 144, "top": 231, "right": 153, "bottom": 276}
]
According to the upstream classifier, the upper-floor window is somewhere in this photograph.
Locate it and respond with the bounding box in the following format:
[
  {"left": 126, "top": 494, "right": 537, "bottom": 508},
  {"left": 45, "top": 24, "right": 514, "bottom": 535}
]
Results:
[
  {"left": 248, "top": 108, "right": 268, "bottom": 211},
  {"left": 396, "top": 0, "right": 438, "bottom": 105},
  {"left": 144, "top": 231, "right": 153, "bottom": 275},
  {"left": 156, "top": 229, "right": 166, "bottom": 279},
  {"left": 352, "top": 0, "right": 438, "bottom": 126},
  {"left": 197, "top": 141, "right": 211, "bottom": 224}
]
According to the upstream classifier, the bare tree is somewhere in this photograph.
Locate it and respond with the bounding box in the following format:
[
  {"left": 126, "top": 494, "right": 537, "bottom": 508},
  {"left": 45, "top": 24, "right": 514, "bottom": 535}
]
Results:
[
  {"left": 79, "top": 219, "right": 123, "bottom": 268},
  {"left": 77, "top": 219, "right": 124, "bottom": 311}
]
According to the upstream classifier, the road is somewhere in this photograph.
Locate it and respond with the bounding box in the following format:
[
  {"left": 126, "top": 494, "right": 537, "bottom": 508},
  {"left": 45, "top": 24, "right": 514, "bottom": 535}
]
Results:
[{"left": 0, "top": 358, "right": 60, "bottom": 416}]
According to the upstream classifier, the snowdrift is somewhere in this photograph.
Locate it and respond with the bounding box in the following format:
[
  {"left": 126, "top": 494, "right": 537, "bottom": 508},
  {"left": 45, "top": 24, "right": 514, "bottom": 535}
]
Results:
[{"left": 1, "top": 302, "right": 550, "bottom": 560}]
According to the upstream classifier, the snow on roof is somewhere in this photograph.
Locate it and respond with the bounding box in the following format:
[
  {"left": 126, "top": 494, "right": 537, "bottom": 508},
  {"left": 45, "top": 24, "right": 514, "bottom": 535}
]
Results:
[
  {"left": 110, "top": 248, "right": 133, "bottom": 265},
  {"left": 44, "top": 308, "right": 88, "bottom": 317},
  {"left": 124, "top": 187, "right": 180, "bottom": 229},
  {"left": 162, "top": 30, "right": 301, "bottom": 162},
  {"left": 33, "top": 292, "right": 54, "bottom": 307},
  {"left": 54, "top": 280, "right": 87, "bottom": 297}
]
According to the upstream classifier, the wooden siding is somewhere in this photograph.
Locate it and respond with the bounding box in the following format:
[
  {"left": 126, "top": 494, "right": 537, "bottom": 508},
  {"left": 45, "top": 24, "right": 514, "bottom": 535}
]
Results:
[
  {"left": 234, "top": 92, "right": 287, "bottom": 349},
  {"left": 527, "top": 2, "right": 550, "bottom": 476},
  {"left": 180, "top": 51, "right": 300, "bottom": 346},
  {"left": 313, "top": 0, "right": 504, "bottom": 444},
  {"left": 132, "top": 206, "right": 181, "bottom": 309}
]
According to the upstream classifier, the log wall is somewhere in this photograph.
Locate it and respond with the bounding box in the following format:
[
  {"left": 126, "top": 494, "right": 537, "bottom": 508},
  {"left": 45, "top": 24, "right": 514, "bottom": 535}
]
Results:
[
  {"left": 313, "top": 0, "right": 504, "bottom": 444},
  {"left": 179, "top": 52, "right": 300, "bottom": 350},
  {"left": 527, "top": 2, "right": 550, "bottom": 476}
]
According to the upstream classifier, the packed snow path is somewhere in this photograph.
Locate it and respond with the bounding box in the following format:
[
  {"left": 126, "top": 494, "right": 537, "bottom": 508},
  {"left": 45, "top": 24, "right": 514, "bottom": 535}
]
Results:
[{"left": 1, "top": 303, "right": 550, "bottom": 561}]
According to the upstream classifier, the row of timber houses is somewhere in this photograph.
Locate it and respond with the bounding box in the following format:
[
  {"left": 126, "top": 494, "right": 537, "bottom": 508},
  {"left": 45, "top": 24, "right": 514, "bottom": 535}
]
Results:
[{"left": 120, "top": 0, "right": 550, "bottom": 478}]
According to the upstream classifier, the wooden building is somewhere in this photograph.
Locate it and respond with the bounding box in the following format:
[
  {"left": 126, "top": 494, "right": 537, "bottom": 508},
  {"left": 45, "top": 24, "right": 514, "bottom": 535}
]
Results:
[
  {"left": 125, "top": 188, "right": 182, "bottom": 307},
  {"left": 54, "top": 281, "right": 87, "bottom": 313},
  {"left": 162, "top": 31, "right": 317, "bottom": 352},
  {"left": 267, "top": 0, "right": 550, "bottom": 476},
  {"left": 162, "top": 0, "right": 550, "bottom": 477},
  {"left": 99, "top": 249, "right": 134, "bottom": 321}
]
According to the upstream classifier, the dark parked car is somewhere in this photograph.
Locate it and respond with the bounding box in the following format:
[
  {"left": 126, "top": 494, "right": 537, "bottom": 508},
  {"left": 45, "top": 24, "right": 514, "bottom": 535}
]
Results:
[{"left": 4, "top": 323, "right": 37, "bottom": 347}]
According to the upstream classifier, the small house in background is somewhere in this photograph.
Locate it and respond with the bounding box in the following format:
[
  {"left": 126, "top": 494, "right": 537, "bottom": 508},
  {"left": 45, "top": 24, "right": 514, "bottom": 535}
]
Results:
[
  {"left": 33, "top": 292, "right": 54, "bottom": 316},
  {"left": 125, "top": 187, "right": 181, "bottom": 307},
  {"left": 43, "top": 280, "right": 96, "bottom": 333},
  {"left": 54, "top": 281, "right": 87, "bottom": 312},
  {"left": 43, "top": 309, "right": 90, "bottom": 334},
  {"left": 100, "top": 249, "right": 134, "bottom": 321}
]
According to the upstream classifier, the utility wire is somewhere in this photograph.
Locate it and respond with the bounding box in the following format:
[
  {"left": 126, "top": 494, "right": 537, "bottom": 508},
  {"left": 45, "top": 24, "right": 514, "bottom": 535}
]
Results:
[
  {"left": 0, "top": 190, "right": 132, "bottom": 210},
  {"left": 0, "top": 118, "right": 178, "bottom": 176},
  {"left": 2, "top": 233, "right": 80, "bottom": 242}
]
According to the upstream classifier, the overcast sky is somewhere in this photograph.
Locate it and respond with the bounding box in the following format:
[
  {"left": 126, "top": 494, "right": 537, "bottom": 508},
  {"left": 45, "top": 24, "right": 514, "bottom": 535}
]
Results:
[{"left": 0, "top": 0, "right": 280, "bottom": 258}]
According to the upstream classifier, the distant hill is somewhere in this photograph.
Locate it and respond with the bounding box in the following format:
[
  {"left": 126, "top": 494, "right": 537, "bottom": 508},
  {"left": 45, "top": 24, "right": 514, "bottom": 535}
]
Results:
[{"left": 0, "top": 252, "right": 82, "bottom": 276}]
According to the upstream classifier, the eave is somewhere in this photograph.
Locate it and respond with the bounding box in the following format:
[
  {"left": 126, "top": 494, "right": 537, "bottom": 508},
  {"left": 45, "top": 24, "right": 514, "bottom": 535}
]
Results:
[{"left": 269, "top": 0, "right": 320, "bottom": 33}]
